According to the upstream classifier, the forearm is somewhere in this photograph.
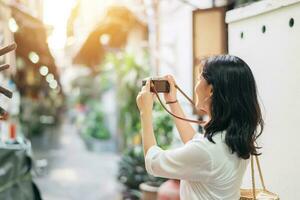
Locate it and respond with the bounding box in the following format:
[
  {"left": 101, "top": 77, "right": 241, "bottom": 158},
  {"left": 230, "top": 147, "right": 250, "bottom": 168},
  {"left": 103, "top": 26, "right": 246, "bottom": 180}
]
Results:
[
  {"left": 169, "top": 102, "right": 196, "bottom": 143},
  {"left": 140, "top": 112, "right": 157, "bottom": 156}
]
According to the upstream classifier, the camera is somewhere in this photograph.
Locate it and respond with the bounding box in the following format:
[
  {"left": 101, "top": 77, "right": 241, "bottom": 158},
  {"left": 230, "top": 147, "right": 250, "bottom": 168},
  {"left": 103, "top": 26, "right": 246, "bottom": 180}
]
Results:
[{"left": 142, "top": 78, "right": 170, "bottom": 93}]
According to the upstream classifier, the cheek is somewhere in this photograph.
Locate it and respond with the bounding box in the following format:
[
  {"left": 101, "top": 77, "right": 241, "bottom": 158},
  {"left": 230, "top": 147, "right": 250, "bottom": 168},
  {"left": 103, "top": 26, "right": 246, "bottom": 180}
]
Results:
[
  {"left": 195, "top": 81, "right": 209, "bottom": 106},
  {"left": 194, "top": 82, "right": 202, "bottom": 104},
  {"left": 194, "top": 82, "right": 200, "bottom": 98}
]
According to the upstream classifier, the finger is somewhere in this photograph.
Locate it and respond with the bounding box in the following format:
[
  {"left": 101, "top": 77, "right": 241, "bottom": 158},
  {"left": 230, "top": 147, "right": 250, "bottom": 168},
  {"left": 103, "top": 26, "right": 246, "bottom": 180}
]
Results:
[
  {"left": 163, "top": 75, "right": 174, "bottom": 84},
  {"left": 152, "top": 93, "right": 157, "bottom": 100},
  {"left": 165, "top": 76, "right": 176, "bottom": 89},
  {"left": 168, "top": 75, "right": 176, "bottom": 83},
  {"left": 138, "top": 92, "right": 145, "bottom": 102},
  {"left": 163, "top": 74, "right": 169, "bottom": 79},
  {"left": 142, "top": 79, "right": 151, "bottom": 92},
  {"left": 136, "top": 94, "right": 142, "bottom": 105},
  {"left": 141, "top": 81, "right": 147, "bottom": 91},
  {"left": 163, "top": 74, "right": 171, "bottom": 81}
]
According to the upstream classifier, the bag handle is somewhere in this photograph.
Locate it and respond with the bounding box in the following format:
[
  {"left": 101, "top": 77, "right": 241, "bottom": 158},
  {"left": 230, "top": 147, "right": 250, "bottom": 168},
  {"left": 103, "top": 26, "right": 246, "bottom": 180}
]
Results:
[{"left": 251, "top": 155, "right": 267, "bottom": 199}]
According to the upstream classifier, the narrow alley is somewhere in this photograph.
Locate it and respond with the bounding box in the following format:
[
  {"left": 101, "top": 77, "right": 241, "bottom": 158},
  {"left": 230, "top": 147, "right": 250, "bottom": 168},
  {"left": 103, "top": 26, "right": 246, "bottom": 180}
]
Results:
[{"left": 31, "top": 119, "right": 121, "bottom": 200}]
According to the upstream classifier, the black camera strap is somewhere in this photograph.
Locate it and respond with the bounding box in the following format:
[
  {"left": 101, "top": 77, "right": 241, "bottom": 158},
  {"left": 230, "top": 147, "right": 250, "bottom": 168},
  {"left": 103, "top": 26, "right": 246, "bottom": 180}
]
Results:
[{"left": 150, "top": 80, "right": 206, "bottom": 125}]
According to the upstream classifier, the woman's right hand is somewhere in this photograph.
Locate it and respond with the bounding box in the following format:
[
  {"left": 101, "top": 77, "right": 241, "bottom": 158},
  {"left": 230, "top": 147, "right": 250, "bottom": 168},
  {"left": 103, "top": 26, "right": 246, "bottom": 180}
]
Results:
[{"left": 163, "top": 75, "right": 177, "bottom": 103}]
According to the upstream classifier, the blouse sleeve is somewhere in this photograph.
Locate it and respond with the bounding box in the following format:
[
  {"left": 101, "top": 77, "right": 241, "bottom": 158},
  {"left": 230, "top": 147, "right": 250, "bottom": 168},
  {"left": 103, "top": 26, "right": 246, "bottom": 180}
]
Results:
[{"left": 145, "top": 135, "right": 212, "bottom": 182}]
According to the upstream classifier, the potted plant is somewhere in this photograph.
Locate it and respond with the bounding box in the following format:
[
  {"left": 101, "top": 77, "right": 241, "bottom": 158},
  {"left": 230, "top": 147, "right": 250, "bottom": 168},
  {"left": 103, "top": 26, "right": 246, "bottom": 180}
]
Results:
[
  {"left": 80, "top": 102, "right": 114, "bottom": 152},
  {"left": 118, "top": 145, "right": 166, "bottom": 200}
]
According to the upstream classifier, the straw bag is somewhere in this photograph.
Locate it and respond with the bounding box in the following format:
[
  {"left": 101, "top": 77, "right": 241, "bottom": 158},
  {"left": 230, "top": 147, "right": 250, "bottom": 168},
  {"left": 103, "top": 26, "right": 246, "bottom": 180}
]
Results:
[{"left": 240, "top": 155, "right": 279, "bottom": 200}]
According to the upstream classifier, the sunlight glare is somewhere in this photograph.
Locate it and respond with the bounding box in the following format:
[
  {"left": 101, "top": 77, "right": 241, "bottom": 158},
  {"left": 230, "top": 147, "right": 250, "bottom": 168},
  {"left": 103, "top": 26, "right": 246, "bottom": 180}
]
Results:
[{"left": 43, "top": 0, "right": 76, "bottom": 49}]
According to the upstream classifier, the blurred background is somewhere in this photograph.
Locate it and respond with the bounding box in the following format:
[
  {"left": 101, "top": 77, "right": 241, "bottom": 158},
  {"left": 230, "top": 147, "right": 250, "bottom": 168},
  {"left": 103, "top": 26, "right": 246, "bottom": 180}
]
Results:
[{"left": 0, "top": 0, "right": 299, "bottom": 199}]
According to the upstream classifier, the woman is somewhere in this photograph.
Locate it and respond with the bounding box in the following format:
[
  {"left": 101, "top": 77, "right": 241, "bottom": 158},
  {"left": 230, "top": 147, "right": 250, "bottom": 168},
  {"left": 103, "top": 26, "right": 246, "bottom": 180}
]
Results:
[{"left": 136, "top": 55, "right": 264, "bottom": 200}]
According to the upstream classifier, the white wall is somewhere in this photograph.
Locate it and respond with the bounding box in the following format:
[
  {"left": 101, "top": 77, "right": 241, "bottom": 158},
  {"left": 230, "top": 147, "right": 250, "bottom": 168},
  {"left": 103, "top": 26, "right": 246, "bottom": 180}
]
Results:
[
  {"left": 226, "top": 0, "right": 300, "bottom": 199},
  {"left": 158, "top": 0, "right": 196, "bottom": 125}
]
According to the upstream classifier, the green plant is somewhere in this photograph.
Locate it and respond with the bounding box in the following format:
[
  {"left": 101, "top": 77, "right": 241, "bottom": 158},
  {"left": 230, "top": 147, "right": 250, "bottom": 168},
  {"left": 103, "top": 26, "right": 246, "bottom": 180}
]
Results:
[
  {"left": 118, "top": 145, "right": 166, "bottom": 199},
  {"left": 153, "top": 103, "right": 173, "bottom": 150},
  {"left": 82, "top": 104, "right": 110, "bottom": 140},
  {"left": 70, "top": 72, "right": 113, "bottom": 105},
  {"left": 101, "top": 51, "right": 150, "bottom": 147},
  {"left": 69, "top": 72, "right": 113, "bottom": 137},
  {"left": 19, "top": 97, "right": 60, "bottom": 136}
]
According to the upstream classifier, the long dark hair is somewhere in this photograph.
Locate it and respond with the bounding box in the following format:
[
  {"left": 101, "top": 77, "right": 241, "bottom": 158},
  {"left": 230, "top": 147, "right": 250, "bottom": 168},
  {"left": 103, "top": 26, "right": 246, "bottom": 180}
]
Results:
[{"left": 201, "top": 55, "right": 264, "bottom": 159}]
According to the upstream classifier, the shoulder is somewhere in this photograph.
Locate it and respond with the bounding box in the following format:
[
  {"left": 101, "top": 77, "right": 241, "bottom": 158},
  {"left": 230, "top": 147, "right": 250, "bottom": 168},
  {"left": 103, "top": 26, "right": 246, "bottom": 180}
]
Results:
[
  {"left": 187, "top": 131, "right": 228, "bottom": 158},
  {"left": 182, "top": 133, "right": 214, "bottom": 163},
  {"left": 188, "top": 131, "right": 226, "bottom": 147}
]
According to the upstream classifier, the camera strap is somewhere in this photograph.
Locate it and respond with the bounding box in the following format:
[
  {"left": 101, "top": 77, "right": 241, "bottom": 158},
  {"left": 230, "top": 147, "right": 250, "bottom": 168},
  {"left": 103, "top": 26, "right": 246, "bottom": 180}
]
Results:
[{"left": 150, "top": 80, "right": 206, "bottom": 125}]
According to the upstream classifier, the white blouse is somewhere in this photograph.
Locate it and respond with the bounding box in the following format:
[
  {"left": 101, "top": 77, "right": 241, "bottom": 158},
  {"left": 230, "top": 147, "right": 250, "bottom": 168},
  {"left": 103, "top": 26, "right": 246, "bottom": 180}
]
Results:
[{"left": 145, "top": 131, "right": 249, "bottom": 200}]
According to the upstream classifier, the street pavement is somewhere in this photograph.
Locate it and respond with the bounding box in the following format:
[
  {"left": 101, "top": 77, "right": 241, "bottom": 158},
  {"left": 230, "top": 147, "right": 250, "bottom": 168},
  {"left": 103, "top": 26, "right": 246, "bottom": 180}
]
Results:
[{"left": 30, "top": 121, "right": 122, "bottom": 200}]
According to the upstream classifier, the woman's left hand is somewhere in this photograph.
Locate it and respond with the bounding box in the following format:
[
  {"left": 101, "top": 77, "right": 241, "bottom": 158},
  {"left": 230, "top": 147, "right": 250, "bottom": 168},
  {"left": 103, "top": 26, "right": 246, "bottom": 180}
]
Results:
[{"left": 136, "top": 79, "right": 155, "bottom": 115}]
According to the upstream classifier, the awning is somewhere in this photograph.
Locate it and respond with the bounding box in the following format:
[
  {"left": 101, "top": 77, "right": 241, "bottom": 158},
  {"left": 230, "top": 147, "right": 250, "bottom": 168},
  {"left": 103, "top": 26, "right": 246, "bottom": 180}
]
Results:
[
  {"left": 8, "top": 4, "right": 61, "bottom": 95},
  {"left": 10, "top": 5, "right": 58, "bottom": 76},
  {"left": 73, "top": 6, "right": 146, "bottom": 67}
]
